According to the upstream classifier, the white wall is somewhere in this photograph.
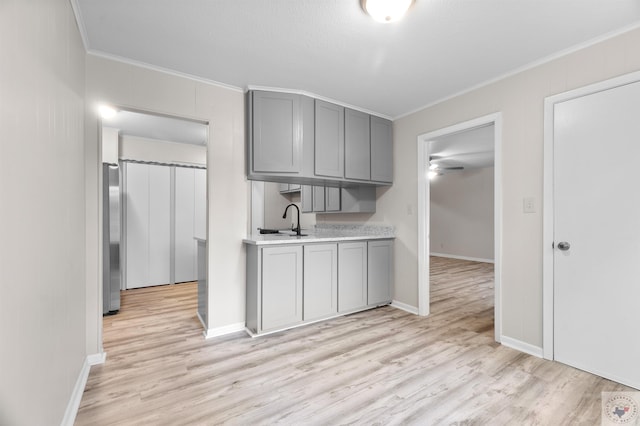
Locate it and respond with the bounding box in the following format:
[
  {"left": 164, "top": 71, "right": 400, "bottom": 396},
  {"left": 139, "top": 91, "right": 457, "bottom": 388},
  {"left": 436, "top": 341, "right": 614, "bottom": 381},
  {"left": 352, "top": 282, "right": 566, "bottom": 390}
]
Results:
[
  {"left": 262, "top": 183, "right": 316, "bottom": 230},
  {"left": 0, "top": 0, "right": 87, "bottom": 424},
  {"left": 120, "top": 134, "right": 207, "bottom": 166},
  {"left": 430, "top": 168, "right": 494, "bottom": 261},
  {"left": 85, "top": 54, "right": 246, "bottom": 352},
  {"left": 376, "top": 26, "right": 640, "bottom": 348}
]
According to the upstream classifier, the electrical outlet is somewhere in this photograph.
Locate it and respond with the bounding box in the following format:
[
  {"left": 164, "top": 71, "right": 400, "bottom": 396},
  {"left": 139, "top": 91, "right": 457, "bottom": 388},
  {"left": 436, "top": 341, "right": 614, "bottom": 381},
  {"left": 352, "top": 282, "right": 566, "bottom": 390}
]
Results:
[{"left": 523, "top": 197, "right": 535, "bottom": 213}]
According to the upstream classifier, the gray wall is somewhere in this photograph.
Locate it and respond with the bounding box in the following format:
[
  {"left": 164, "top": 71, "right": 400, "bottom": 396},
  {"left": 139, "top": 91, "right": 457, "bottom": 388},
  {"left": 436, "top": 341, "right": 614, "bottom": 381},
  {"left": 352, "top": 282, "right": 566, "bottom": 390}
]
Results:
[
  {"left": 0, "top": 0, "right": 87, "bottom": 423},
  {"left": 430, "top": 168, "right": 494, "bottom": 261}
]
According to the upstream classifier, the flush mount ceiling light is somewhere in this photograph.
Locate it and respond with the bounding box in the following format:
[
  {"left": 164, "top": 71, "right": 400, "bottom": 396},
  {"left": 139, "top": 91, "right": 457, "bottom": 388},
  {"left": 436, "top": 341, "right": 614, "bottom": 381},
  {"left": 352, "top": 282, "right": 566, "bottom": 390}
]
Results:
[{"left": 361, "top": 0, "right": 414, "bottom": 23}]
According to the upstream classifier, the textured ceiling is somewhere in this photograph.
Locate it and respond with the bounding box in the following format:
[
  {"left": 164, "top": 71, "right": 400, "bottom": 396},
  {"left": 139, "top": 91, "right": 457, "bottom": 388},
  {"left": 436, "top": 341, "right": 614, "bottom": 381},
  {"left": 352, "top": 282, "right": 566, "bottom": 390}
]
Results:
[{"left": 75, "top": 0, "right": 640, "bottom": 118}]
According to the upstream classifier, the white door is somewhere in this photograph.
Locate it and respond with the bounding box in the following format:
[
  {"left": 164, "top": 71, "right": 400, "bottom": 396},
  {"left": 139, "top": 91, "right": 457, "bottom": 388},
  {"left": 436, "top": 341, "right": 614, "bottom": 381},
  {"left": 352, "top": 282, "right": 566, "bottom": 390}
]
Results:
[
  {"left": 554, "top": 80, "right": 640, "bottom": 389},
  {"left": 125, "top": 162, "right": 150, "bottom": 289},
  {"left": 124, "top": 163, "right": 171, "bottom": 289}
]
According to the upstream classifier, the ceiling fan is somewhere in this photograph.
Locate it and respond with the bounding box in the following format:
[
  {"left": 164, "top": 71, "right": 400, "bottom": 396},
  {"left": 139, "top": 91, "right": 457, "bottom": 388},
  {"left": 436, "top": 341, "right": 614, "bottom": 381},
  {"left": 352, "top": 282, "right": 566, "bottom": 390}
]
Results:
[{"left": 428, "top": 155, "right": 464, "bottom": 177}]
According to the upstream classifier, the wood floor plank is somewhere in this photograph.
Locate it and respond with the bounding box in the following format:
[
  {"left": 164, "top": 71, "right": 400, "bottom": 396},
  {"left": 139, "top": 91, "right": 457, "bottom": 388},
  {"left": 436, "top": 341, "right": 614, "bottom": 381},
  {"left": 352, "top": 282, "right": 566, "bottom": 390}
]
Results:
[{"left": 75, "top": 258, "right": 633, "bottom": 425}]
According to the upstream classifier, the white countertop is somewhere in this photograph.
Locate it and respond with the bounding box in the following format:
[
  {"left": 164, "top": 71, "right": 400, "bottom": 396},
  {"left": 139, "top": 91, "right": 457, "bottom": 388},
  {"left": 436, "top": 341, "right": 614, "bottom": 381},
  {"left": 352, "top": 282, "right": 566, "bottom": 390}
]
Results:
[{"left": 243, "top": 224, "right": 395, "bottom": 246}]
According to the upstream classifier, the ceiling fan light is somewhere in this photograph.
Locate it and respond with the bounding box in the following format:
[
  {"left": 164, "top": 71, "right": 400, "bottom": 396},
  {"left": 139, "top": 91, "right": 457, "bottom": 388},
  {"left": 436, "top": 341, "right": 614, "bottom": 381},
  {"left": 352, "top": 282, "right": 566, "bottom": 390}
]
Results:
[{"left": 362, "top": 0, "right": 414, "bottom": 23}]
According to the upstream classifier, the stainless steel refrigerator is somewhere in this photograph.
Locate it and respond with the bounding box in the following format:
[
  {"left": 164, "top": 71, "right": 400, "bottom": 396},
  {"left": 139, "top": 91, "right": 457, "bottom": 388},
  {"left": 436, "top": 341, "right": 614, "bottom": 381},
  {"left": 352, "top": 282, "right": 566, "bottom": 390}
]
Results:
[{"left": 103, "top": 163, "right": 121, "bottom": 315}]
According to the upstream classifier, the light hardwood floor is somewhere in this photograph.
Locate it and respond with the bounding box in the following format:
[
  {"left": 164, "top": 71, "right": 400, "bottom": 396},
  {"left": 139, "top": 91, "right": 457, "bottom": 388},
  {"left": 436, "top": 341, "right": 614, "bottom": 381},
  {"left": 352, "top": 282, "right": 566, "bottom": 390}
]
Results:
[{"left": 76, "top": 257, "right": 632, "bottom": 425}]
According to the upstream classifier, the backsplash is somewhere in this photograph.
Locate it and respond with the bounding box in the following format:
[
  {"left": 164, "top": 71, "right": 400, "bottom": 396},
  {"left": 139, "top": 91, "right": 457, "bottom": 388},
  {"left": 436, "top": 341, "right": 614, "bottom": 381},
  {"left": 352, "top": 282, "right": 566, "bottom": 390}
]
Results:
[{"left": 313, "top": 223, "right": 395, "bottom": 238}]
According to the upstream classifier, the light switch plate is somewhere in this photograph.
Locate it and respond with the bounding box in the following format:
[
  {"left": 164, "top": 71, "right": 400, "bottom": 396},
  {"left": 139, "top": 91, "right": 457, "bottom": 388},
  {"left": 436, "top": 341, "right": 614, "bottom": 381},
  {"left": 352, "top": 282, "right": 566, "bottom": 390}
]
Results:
[{"left": 523, "top": 197, "right": 535, "bottom": 213}]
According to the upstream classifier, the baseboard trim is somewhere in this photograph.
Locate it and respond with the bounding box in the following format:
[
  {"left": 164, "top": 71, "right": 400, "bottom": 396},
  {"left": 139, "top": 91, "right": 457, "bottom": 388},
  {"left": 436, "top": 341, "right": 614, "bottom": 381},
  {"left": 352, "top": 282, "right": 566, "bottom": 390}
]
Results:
[
  {"left": 391, "top": 300, "right": 419, "bottom": 315},
  {"left": 203, "top": 322, "right": 246, "bottom": 339},
  {"left": 60, "top": 356, "right": 91, "bottom": 426},
  {"left": 430, "top": 253, "right": 495, "bottom": 264},
  {"left": 501, "top": 336, "right": 543, "bottom": 358},
  {"left": 87, "top": 352, "right": 106, "bottom": 365},
  {"left": 197, "top": 311, "right": 207, "bottom": 329}
]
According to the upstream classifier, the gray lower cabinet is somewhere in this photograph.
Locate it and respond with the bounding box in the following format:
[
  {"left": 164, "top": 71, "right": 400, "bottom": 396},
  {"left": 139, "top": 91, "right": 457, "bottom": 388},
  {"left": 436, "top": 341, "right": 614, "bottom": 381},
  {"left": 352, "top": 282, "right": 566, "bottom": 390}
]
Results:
[
  {"left": 338, "top": 242, "right": 368, "bottom": 313},
  {"left": 196, "top": 239, "right": 207, "bottom": 327},
  {"left": 246, "top": 239, "right": 392, "bottom": 335},
  {"left": 260, "top": 245, "right": 303, "bottom": 332},
  {"left": 367, "top": 240, "right": 393, "bottom": 306},
  {"left": 303, "top": 244, "right": 338, "bottom": 321}
]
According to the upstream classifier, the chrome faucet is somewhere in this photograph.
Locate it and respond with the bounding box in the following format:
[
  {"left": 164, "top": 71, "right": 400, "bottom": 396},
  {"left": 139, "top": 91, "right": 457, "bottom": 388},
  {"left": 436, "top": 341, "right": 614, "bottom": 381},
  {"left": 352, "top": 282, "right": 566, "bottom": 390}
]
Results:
[{"left": 282, "top": 203, "right": 303, "bottom": 236}]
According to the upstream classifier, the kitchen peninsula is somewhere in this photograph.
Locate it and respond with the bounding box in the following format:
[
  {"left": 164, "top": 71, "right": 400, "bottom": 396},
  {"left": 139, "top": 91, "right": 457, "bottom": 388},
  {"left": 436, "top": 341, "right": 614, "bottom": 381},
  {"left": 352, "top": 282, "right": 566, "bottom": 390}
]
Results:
[{"left": 244, "top": 224, "right": 394, "bottom": 336}]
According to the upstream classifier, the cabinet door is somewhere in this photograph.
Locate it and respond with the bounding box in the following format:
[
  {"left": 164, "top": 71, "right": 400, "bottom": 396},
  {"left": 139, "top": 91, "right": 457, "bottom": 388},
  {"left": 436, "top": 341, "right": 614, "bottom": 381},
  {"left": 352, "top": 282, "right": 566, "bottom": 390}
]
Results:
[
  {"left": 367, "top": 240, "right": 393, "bottom": 305},
  {"left": 301, "top": 185, "right": 313, "bottom": 213},
  {"left": 304, "top": 244, "right": 338, "bottom": 321},
  {"left": 345, "top": 109, "right": 371, "bottom": 180},
  {"left": 312, "top": 186, "right": 325, "bottom": 212},
  {"left": 252, "top": 91, "right": 301, "bottom": 174},
  {"left": 315, "top": 100, "right": 344, "bottom": 178},
  {"left": 261, "top": 246, "right": 303, "bottom": 331},
  {"left": 279, "top": 183, "right": 290, "bottom": 193},
  {"left": 325, "top": 187, "right": 341, "bottom": 212},
  {"left": 371, "top": 116, "right": 393, "bottom": 183},
  {"left": 175, "top": 167, "right": 196, "bottom": 283},
  {"left": 148, "top": 164, "right": 172, "bottom": 286},
  {"left": 338, "top": 242, "right": 368, "bottom": 312}
]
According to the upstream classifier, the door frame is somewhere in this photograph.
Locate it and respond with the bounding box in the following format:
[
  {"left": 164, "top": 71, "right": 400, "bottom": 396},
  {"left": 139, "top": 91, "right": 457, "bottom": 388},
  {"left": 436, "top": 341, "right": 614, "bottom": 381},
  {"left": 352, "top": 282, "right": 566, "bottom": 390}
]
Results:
[
  {"left": 417, "top": 112, "right": 503, "bottom": 342},
  {"left": 542, "top": 70, "right": 640, "bottom": 360}
]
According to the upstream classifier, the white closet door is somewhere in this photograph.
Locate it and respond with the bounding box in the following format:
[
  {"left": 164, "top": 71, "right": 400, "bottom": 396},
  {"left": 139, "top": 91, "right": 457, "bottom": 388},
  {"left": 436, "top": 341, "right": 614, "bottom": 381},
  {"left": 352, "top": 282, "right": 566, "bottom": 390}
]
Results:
[
  {"left": 147, "top": 164, "right": 171, "bottom": 286},
  {"left": 125, "top": 163, "right": 150, "bottom": 289},
  {"left": 194, "top": 169, "right": 206, "bottom": 240},
  {"left": 175, "top": 167, "right": 196, "bottom": 283}
]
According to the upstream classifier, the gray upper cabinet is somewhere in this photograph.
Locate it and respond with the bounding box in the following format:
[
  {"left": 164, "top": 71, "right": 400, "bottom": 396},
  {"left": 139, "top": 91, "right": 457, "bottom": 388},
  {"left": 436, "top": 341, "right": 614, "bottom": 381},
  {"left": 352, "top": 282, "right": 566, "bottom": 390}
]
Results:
[
  {"left": 367, "top": 240, "right": 393, "bottom": 306},
  {"left": 345, "top": 108, "right": 371, "bottom": 180},
  {"left": 247, "top": 89, "right": 391, "bottom": 187},
  {"left": 279, "top": 183, "right": 301, "bottom": 194},
  {"left": 250, "top": 91, "right": 301, "bottom": 174},
  {"left": 312, "top": 186, "right": 326, "bottom": 212},
  {"left": 301, "top": 185, "right": 313, "bottom": 213},
  {"left": 370, "top": 116, "right": 393, "bottom": 183},
  {"left": 302, "top": 185, "right": 372, "bottom": 214},
  {"left": 314, "top": 100, "right": 344, "bottom": 178},
  {"left": 325, "top": 187, "right": 341, "bottom": 212}
]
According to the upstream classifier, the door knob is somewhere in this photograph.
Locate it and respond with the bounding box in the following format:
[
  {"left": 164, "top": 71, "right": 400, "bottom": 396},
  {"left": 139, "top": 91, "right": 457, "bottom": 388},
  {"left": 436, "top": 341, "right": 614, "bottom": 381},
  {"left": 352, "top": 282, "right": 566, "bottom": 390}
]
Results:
[{"left": 557, "top": 241, "right": 571, "bottom": 251}]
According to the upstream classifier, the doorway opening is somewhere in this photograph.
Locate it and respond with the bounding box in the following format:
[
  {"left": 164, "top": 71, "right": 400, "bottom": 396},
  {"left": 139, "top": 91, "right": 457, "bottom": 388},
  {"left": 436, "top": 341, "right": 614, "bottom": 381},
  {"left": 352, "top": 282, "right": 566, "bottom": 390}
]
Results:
[
  {"left": 98, "top": 107, "right": 209, "bottom": 351},
  {"left": 417, "top": 113, "right": 502, "bottom": 342}
]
